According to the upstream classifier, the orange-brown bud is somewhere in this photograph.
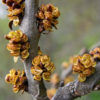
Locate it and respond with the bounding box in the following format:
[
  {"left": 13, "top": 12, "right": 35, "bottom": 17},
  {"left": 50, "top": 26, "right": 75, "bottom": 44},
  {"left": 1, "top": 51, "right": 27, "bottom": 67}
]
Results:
[
  {"left": 42, "top": 72, "right": 51, "bottom": 81},
  {"left": 7, "top": 43, "right": 21, "bottom": 51},
  {"left": 78, "top": 74, "right": 86, "bottom": 82},
  {"left": 21, "top": 49, "right": 29, "bottom": 59},
  {"left": 50, "top": 73, "right": 60, "bottom": 85},
  {"left": 31, "top": 66, "right": 43, "bottom": 76},
  {"left": 33, "top": 75, "right": 42, "bottom": 81}
]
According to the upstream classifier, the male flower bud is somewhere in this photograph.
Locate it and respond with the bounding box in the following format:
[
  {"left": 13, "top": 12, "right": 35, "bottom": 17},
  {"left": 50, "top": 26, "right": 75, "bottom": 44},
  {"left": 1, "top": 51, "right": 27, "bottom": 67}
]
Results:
[
  {"left": 2, "top": 0, "right": 25, "bottom": 28},
  {"left": 72, "top": 54, "right": 96, "bottom": 82},
  {"left": 90, "top": 47, "right": 100, "bottom": 60},
  {"left": 5, "top": 30, "right": 30, "bottom": 60},
  {"left": 5, "top": 69, "right": 28, "bottom": 93},
  {"left": 81, "top": 54, "right": 96, "bottom": 68},
  {"left": 31, "top": 53, "right": 55, "bottom": 81},
  {"left": 36, "top": 4, "right": 60, "bottom": 33},
  {"left": 78, "top": 74, "right": 86, "bottom": 82}
]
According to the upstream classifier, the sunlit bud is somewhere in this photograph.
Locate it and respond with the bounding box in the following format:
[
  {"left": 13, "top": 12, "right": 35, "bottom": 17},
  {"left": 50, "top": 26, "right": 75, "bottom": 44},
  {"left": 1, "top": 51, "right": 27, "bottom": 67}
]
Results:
[
  {"left": 44, "top": 12, "right": 52, "bottom": 19},
  {"left": 90, "top": 48, "right": 100, "bottom": 60},
  {"left": 13, "top": 18, "right": 20, "bottom": 26},
  {"left": 43, "top": 20, "right": 52, "bottom": 30},
  {"left": 21, "top": 34, "right": 28, "bottom": 42},
  {"left": 36, "top": 4, "right": 60, "bottom": 33},
  {"left": 81, "top": 54, "right": 96, "bottom": 68},
  {"left": 52, "top": 7, "right": 60, "bottom": 18},
  {"left": 32, "top": 56, "right": 41, "bottom": 66},
  {"left": 45, "top": 62, "right": 55, "bottom": 72},
  {"left": 7, "top": 43, "right": 21, "bottom": 51},
  {"left": 21, "top": 49, "right": 29, "bottom": 59},
  {"left": 10, "top": 50, "right": 20, "bottom": 56},
  {"left": 5, "top": 74, "right": 12, "bottom": 83},
  {"left": 5, "top": 69, "right": 28, "bottom": 93},
  {"left": 78, "top": 74, "right": 86, "bottom": 82},
  {"left": 31, "top": 66, "right": 43, "bottom": 76},
  {"left": 42, "top": 72, "right": 51, "bottom": 81},
  {"left": 83, "top": 68, "right": 95, "bottom": 77},
  {"left": 36, "top": 11, "right": 44, "bottom": 19},
  {"left": 73, "top": 56, "right": 81, "bottom": 65},
  {"left": 33, "top": 75, "right": 42, "bottom": 81},
  {"left": 41, "top": 55, "right": 50, "bottom": 65},
  {"left": 72, "top": 64, "right": 85, "bottom": 73}
]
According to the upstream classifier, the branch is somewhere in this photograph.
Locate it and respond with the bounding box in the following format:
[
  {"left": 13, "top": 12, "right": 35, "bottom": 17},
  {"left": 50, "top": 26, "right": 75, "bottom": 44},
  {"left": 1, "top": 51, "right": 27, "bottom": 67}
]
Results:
[
  {"left": 19, "top": 0, "right": 48, "bottom": 99},
  {"left": 52, "top": 62, "right": 100, "bottom": 100},
  {"left": 60, "top": 65, "right": 72, "bottom": 87}
]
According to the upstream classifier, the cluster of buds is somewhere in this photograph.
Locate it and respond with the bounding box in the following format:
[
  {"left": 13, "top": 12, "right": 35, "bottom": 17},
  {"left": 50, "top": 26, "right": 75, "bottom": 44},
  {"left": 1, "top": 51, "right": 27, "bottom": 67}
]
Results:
[
  {"left": 5, "top": 30, "right": 30, "bottom": 60},
  {"left": 72, "top": 54, "right": 96, "bottom": 82},
  {"left": 90, "top": 47, "right": 100, "bottom": 61},
  {"left": 5, "top": 69, "right": 28, "bottom": 93},
  {"left": 36, "top": 4, "right": 60, "bottom": 33},
  {"left": 31, "top": 54, "right": 55, "bottom": 81},
  {"left": 2, "top": 0, "right": 25, "bottom": 28}
]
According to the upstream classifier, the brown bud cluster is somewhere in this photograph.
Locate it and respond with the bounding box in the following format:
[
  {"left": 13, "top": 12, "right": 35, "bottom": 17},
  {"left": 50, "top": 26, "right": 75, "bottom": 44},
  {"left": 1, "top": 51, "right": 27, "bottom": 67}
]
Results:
[
  {"left": 31, "top": 52, "right": 55, "bottom": 81},
  {"left": 2, "top": 0, "right": 25, "bottom": 28},
  {"left": 72, "top": 54, "right": 96, "bottom": 82},
  {"left": 90, "top": 47, "right": 100, "bottom": 61},
  {"left": 36, "top": 4, "right": 60, "bottom": 33},
  {"left": 47, "top": 88, "right": 56, "bottom": 100},
  {"left": 5, "top": 30, "right": 30, "bottom": 60},
  {"left": 5, "top": 69, "right": 28, "bottom": 93}
]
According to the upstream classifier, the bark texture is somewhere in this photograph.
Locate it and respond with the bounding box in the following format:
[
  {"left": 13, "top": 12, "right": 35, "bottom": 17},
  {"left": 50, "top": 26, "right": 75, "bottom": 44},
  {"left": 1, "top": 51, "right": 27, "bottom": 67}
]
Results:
[
  {"left": 52, "top": 62, "right": 100, "bottom": 100},
  {"left": 20, "top": 0, "right": 48, "bottom": 100}
]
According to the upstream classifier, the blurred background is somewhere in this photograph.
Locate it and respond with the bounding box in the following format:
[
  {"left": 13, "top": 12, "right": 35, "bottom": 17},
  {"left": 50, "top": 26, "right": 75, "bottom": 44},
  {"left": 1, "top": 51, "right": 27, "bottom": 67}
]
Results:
[{"left": 0, "top": 0, "right": 100, "bottom": 100}]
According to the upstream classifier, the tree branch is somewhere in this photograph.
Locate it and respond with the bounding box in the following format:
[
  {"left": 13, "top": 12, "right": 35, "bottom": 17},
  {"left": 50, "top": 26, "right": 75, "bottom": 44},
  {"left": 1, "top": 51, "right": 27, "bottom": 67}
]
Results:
[
  {"left": 52, "top": 62, "right": 100, "bottom": 100},
  {"left": 19, "top": 0, "right": 48, "bottom": 100}
]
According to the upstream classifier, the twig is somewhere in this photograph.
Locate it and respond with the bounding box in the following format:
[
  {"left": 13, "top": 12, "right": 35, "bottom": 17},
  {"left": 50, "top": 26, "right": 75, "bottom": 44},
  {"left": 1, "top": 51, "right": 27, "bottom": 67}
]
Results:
[{"left": 20, "top": 0, "right": 48, "bottom": 99}]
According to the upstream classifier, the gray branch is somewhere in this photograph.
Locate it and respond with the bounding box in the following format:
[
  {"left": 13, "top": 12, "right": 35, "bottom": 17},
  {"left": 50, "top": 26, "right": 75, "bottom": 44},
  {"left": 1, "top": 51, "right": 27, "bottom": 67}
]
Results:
[
  {"left": 52, "top": 62, "right": 100, "bottom": 100},
  {"left": 19, "top": 0, "right": 48, "bottom": 100}
]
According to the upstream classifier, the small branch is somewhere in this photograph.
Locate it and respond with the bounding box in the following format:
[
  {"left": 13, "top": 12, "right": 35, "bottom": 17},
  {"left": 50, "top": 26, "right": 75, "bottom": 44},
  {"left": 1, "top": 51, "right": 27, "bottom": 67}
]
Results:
[
  {"left": 61, "top": 65, "right": 72, "bottom": 81},
  {"left": 52, "top": 62, "right": 100, "bottom": 100},
  {"left": 78, "top": 48, "right": 88, "bottom": 56},
  {"left": 20, "top": 0, "right": 48, "bottom": 100}
]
